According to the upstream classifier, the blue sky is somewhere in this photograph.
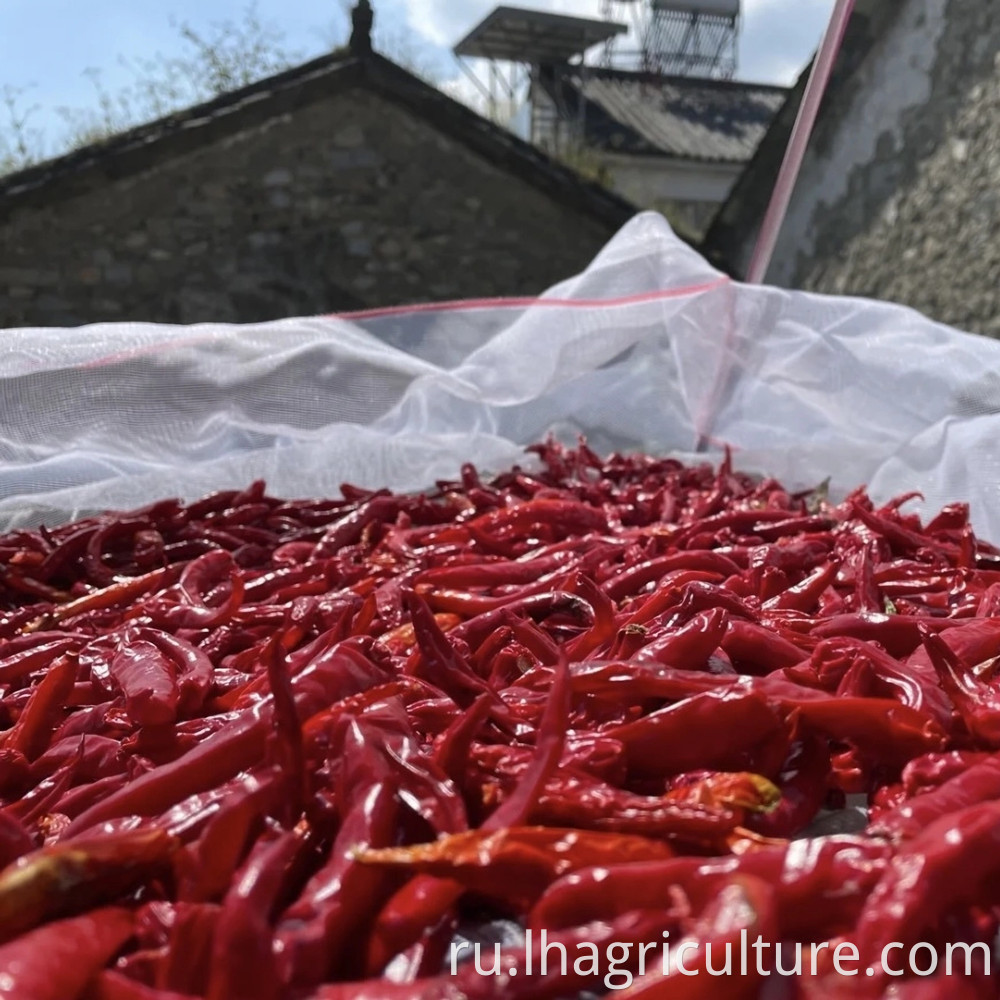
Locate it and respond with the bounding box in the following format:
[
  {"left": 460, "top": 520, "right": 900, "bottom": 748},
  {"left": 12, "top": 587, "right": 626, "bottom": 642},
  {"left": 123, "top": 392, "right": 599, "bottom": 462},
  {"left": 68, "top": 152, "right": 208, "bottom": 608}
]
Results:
[{"left": 1, "top": 0, "right": 835, "bottom": 154}]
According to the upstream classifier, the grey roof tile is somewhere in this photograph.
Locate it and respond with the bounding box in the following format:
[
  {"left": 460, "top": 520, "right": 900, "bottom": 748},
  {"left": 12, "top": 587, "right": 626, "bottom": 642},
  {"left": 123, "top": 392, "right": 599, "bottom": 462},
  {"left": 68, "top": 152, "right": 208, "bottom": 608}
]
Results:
[{"left": 542, "top": 66, "right": 788, "bottom": 163}]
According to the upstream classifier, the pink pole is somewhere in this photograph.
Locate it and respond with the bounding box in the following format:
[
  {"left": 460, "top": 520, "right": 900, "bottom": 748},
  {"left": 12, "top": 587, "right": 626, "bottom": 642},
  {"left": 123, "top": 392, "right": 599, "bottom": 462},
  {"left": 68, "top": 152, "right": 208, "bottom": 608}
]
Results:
[{"left": 745, "top": 0, "right": 856, "bottom": 284}]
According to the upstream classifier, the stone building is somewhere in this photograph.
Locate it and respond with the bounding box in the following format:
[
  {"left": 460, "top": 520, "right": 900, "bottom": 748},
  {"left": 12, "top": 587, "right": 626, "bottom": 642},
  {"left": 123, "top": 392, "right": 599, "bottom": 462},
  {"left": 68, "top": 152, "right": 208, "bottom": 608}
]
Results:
[
  {"left": 0, "top": 49, "right": 636, "bottom": 328},
  {"left": 703, "top": 0, "right": 1000, "bottom": 337},
  {"left": 533, "top": 63, "right": 786, "bottom": 238}
]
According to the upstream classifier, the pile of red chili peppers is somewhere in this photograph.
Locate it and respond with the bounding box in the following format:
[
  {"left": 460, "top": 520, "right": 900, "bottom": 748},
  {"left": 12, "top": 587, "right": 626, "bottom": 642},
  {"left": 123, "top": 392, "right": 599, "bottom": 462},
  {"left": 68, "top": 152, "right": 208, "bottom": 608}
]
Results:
[{"left": 1, "top": 440, "right": 1000, "bottom": 999}]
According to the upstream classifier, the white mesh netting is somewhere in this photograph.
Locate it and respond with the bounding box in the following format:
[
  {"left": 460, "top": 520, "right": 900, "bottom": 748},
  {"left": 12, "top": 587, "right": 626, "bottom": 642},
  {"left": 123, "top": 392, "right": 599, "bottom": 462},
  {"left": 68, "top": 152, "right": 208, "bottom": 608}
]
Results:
[{"left": 3, "top": 212, "right": 999, "bottom": 537}]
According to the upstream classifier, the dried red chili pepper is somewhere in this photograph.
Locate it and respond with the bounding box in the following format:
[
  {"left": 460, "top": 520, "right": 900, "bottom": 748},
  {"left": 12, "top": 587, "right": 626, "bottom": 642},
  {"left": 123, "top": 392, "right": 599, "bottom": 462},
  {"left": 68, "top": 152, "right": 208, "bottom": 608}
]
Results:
[
  {"left": 357, "top": 825, "right": 675, "bottom": 911},
  {"left": 85, "top": 969, "right": 198, "bottom": 1000},
  {"left": 206, "top": 827, "right": 306, "bottom": 1000},
  {"left": 4, "top": 440, "right": 1000, "bottom": 998},
  {"left": 362, "top": 657, "right": 572, "bottom": 978},
  {"left": 608, "top": 688, "right": 785, "bottom": 779},
  {"left": 854, "top": 798, "right": 1000, "bottom": 978},
  {"left": 0, "top": 906, "right": 135, "bottom": 1000},
  {"left": 867, "top": 753, "right": 1000, "bottom": 842},
  {"left": 0, "top": 827, "right": 177, "bottom": 942},
  {"left": 531, "top": 834, "right": 889, "bottom": 939}
]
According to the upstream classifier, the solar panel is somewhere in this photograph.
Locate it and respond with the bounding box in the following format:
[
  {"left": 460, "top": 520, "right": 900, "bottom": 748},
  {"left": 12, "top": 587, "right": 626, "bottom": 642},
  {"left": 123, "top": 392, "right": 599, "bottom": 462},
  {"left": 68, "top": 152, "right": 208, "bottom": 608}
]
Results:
[
  {"left": 651, "top": 0, "right": 740, "bottom": 17},
  {"left": 453, "top": 5, "right": 628, "bottom": 64}
]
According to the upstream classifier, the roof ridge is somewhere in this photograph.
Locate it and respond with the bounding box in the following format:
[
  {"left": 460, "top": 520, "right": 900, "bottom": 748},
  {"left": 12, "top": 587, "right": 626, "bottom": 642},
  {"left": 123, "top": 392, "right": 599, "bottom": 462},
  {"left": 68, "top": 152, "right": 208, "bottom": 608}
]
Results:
[
  {"left": 0, "top": 48, "right": 638, "bottom": 235},
  {"left": 565, "top": 65, "right": 791, "bottom": 94},
  {"left": 0, "top": 50, "right": 359, "bottom": 198}
]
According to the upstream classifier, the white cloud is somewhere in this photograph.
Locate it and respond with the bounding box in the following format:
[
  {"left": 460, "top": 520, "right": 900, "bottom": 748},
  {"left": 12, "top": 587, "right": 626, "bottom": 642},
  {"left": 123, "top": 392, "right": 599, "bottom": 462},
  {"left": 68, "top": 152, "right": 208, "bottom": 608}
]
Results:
[
  {"left": 405, "top": 0, "right": 493, "bottom": 47},
  {"left": 438, "top": 72, "right": 491, "bottom": 113}
]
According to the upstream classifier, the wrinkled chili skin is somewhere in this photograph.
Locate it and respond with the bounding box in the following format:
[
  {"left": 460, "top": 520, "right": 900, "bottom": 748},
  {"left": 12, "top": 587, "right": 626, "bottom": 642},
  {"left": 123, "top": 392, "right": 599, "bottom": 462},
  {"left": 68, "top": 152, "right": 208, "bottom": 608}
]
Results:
[{"left": 3, "top": 440, "right": 1000, "bottom": 998}]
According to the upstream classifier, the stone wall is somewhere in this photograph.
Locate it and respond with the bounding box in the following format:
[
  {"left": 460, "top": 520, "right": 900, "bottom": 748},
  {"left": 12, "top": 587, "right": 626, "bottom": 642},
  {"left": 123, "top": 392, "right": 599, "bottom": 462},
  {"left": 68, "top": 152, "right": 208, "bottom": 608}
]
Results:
[
  {"left": 0, "top": 85, "right": 622, "bottom": 327},
  {"left": 795, "top": 0, "right": 1000, "bottom": 336},
  {"left": 602, "top": 155, "right": 740, "bottom": 239},
  {"left": 711, "top": 0, "right": 1000, "bottom": 336}
]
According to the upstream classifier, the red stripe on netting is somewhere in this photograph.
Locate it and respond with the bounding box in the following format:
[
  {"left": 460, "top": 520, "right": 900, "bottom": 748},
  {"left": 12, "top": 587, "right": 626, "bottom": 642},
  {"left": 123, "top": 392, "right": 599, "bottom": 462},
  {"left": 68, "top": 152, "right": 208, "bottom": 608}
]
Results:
[
  {"left": 77, "top": 333, "right": 226, "bottom": 370},
  {"left": 329, "top": 277, "right": 731, "bottom": 321},
  {"left": 66, "top": 276, "right": 730, "bottom": 371}
]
